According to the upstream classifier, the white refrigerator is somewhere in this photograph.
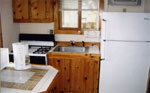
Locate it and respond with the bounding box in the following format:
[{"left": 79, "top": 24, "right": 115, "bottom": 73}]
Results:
[{"left": 99, "top": 12, "right": 150, "bottom": 93}]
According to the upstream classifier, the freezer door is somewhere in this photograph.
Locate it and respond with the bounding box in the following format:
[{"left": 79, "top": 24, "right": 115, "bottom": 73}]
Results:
[
  {"left": 99, "top": 41, "right": 150, "bottom": 93},
  {"left": 102, "top": 12, "right": 150, "bottom": 41}
]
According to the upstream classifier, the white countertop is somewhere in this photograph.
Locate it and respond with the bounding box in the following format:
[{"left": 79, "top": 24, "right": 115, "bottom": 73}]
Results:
[
  {"left": 88, "top": 45, "right": 100, "bottom": 54},
  {"left": 1, "top": 64, "right": 58, "bottom": 93}
]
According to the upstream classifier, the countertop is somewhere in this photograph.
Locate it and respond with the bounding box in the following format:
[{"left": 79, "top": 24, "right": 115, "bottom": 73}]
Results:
[{"left": 1, "top": 64, "right": 58, "bottom": 93}]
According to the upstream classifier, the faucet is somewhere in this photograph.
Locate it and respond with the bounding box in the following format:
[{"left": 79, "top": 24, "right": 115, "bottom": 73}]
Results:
[
  {"left": 82, "top": 41, "right": 85, "bottom": 47},
  {"left": 70, "top": 40, "right": 75, "bottom": 46}
]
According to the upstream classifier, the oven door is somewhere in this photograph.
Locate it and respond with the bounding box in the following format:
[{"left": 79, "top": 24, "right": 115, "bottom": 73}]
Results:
[
  {"left": 30, "top": 56, "right": 47, "bottom": 65},
  {"left": 9, "top": 54, "right": 48, "bottom": 65}
]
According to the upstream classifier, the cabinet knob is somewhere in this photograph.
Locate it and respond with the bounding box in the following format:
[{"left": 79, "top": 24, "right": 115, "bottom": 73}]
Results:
[{"left": 57, "top": 60, "right": 60, "bottom": 62}]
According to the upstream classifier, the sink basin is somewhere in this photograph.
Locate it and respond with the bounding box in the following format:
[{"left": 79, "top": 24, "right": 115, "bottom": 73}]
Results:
[{"left": 53, "top": 46, "right": 88, "bottom": 53}]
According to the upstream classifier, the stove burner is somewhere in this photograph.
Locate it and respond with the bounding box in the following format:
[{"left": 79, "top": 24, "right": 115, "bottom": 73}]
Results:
[{"left": 33, "top": 46, "right": 52, "bottom": 54}]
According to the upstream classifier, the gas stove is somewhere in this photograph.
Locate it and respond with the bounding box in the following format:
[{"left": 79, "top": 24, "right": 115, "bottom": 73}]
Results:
[
  {"left": 29, "top": 46, "right": 53, "bottom": 54},
  {"left": 9, "top": 34, "right": 55, "bottom": 65}
]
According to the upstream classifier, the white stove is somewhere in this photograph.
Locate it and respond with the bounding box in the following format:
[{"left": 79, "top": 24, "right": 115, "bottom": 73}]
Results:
[{"left": 9, "top": 34, "right": 55, "bottom": 65}]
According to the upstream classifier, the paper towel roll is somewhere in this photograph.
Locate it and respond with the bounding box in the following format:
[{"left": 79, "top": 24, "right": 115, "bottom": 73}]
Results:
[{"left": 13, "top": 43, "right": 29, "bottom": 70}]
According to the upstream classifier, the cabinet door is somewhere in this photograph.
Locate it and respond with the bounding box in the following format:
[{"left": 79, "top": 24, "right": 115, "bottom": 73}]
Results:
[
  {"left": 12, "top": 0, "right": 29, "bottom": 20},
  {"left": 48, "top": 57, "right": 71, "bottom": 93},
  {"left": 69, "top": 58, "right": 85, "bottom": 93},
  {"left": 13, "top": 0, "right": 54, "bottom": 22},
  {"left": 69, "top": 58, "right": 99, "bottom": 93},
  {"left": 48, "top": 57, "right": 100, "bottom": 93},
  {"left": 30, "top": 0, "right": 46, "bottom": 19},
  {"left": 29, "top": 0, "right": 54, "bottom": 21},
  {"left": 45, "top": 0, "right": 54, "bottom": 22}
]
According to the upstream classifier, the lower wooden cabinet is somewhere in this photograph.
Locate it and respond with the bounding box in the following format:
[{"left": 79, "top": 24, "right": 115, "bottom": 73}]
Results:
[{"left": 48, "top": 53, "right": 100, "bottom": 93}]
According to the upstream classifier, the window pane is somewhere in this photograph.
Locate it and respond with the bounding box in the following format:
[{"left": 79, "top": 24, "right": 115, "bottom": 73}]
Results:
[
  {"left": 62, "top": 11, "right": 78, "bottom": 28},
  {"left": 82, "top": 0, "right": 99, "bottom": 9},
  {"left": 82, "top": 11, "right": 98, "bottom": 29},
  {"left": 59, "top": 0, "right": 79, "bottom": 10}
]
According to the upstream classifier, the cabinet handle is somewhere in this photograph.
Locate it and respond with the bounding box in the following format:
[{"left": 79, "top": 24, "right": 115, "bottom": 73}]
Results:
[{"left": 100, "top": 58, "right": 105, "bottom": 61}]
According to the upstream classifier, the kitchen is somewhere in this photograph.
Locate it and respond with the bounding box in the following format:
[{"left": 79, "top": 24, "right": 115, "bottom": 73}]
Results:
[{"left": 0, "top": 0, "right": 150, "bottom": 93}]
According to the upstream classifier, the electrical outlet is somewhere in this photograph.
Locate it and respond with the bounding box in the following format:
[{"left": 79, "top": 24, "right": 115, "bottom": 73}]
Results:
[{"left": 123, "top": 8, "right": 127, "bottom": 12}]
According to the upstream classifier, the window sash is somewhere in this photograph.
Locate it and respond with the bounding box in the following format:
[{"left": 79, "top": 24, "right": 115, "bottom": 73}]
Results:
[{"left": 59, "top": 0, "right": 99, "bottom": 30}]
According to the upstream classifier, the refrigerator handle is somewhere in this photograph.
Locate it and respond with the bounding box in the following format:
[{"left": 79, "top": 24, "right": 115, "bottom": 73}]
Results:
[
  {"left": 102, "top": 19, "right": 107, "bottom": 22},
  {"left": 102, "top": 19, "right": 107, "bottom": 41},
  {"left": 100, "top": 19, "right": 107, "bottom": 61},
  {"left": 100, "top": 40, "right": 106, "bottom": 61}
]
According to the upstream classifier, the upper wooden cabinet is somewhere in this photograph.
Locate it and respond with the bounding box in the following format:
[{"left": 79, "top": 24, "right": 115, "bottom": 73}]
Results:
[{"left": 12, "top": 0, "right": 54, "bottom": 23}]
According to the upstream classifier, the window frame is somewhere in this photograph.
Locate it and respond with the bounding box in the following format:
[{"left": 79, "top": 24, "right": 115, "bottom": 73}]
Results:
[
  {"left": 59, "top": 11, "right": 81, "bottom": 30},
  {"left": 54, "top": 0, "right": 103, "bottom": 34}
]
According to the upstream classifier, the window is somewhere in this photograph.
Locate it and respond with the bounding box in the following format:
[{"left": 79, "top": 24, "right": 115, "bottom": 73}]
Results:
[
  {"left": 81, "top": 0, "right": 99, "bottom": 30},
  {"left": 55, "top": 0, "right": 100, "bottom": 34}
]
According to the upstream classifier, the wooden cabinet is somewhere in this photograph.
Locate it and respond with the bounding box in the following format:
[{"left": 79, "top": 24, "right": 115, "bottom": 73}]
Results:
[
  {"left": 48, "top": 53, "right": 100, "bottom": 93},
  {"left": 12, "top": 0, "right": 54, "bottom": 23}
]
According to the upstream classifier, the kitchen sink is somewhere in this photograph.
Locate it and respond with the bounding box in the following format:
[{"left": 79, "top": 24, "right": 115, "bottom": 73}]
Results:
[{"left": 53, "top": 46, "right": 88, "bottom": 53}]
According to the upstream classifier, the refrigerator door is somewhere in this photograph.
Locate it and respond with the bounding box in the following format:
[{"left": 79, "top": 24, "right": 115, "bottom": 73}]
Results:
[
  {"left": 101, "top": 12, "right": 150, "bottom": 41},
  {"left": 99, "top": 41, "right": 150, "bottom": 93}
]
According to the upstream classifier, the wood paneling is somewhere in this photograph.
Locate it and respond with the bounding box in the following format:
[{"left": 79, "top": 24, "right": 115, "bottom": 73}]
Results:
[
  {"left": 12, "top": 0, "right": 54, "bottom": 23},
  {"left": 99, "top": 0, "right": 104, "bottom": 31},
  {"left": 56, "top": 41, "right": 100, "bottom": 48},
  {"left": 48, "top": 52, "right": 100, "bottom": 93},
  {"left": 46, "top": 0, "right": 54, "bottom": 22},
  {"left": 0, "top": 16, "right": 3, "bottom": 48},
  {"left": 100, "top": 0, "right": 104, "bottom": 11},
  {"left": 12, "top": 0, "right": 29, "bottom": 20},
  {"left": 30, "top": 0, "right": 46, "bottom": 19}
]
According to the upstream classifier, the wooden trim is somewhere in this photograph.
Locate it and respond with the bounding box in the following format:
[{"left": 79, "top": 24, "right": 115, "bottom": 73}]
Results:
[
  {"left": 56, "top": 41, "right": 100, "bottom": 47},
  {"left": 0, "top": 15, "right": 3, "bottom": 48},
  {"left": 54, "top": 0, "right": 83, "bottom": 35},
  {"left": 13, "top": 19, "right": 53, "bottom": 23},
  {"left": 47, "top": 52, "right": 101, "bottom": 59},
  {"left": 59, "top": 11, "right": 81, "bottom": 30},
  {"left": 99, "top": 0, "right": 104, "bottom": 31},
  {"left": 100, "top": 0, "right": 104, "bottom": 11}
]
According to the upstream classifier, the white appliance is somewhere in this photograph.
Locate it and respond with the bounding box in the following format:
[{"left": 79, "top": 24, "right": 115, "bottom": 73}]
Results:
[
  {"left": 0, "top": 48, "right": 9, "bottom": 70},
  {"left": 10, "top": 34, "right": 55, "bottom": 65},
  {"left": 99, "top": 12, "right": 150, "bottom": 93},
  {"left": 13, "top": 43, "right": 31, "bottom": 70}
]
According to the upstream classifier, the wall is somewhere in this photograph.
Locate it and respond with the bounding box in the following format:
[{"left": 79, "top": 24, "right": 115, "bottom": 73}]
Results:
[
  {"left": 0, "top": 0, "right": 20, "bottom": 50},
  {"left": 144, "top": 0, "right": 150, "bottom": 12},
  {"left": 20, "top": 23, "right": 100, "bottom": 42},
  {"left": 104, "top": 0, "right": 145, "bottom": 12}
]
